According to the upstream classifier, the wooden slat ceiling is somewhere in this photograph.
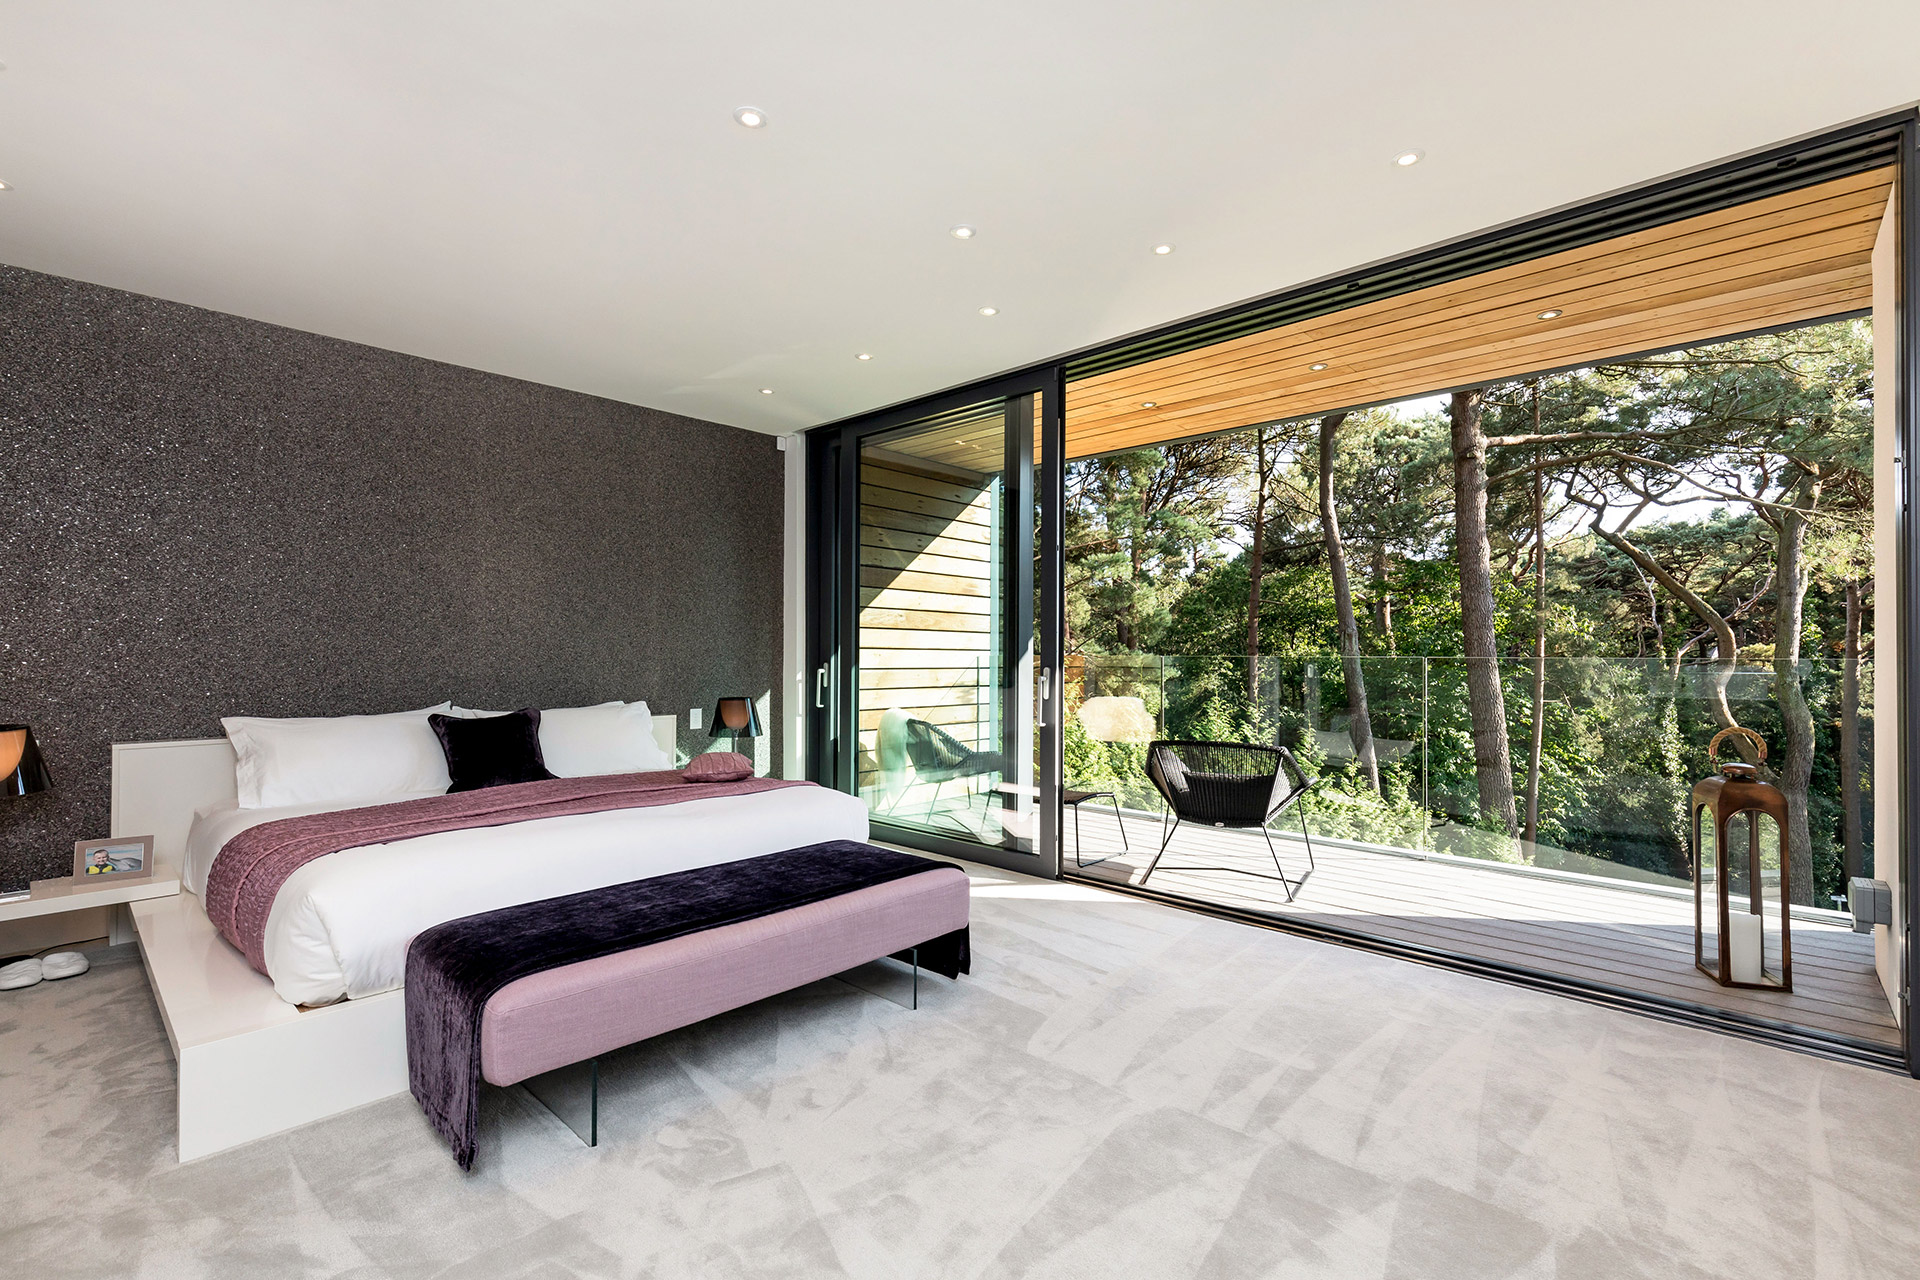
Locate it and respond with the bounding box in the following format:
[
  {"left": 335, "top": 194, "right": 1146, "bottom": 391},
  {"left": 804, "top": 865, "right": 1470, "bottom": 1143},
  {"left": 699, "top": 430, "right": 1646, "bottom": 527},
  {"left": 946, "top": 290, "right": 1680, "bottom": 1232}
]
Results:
[
  {"left": 872, "top": 393, "right": 1042, "bottom": 478},
  {"left": 898, "top": 165, "right": 1889, "bottom": 474},
  {"left": 1014, "top": 166, "right": 1888, "bottom": 464}
]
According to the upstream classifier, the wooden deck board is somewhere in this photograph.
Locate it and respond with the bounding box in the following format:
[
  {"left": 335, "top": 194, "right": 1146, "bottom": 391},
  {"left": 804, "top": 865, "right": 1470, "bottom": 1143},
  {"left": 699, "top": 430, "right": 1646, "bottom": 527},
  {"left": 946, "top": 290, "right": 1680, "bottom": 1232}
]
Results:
[{"left": 1063, "top": 810, "right": 1900, "bottom": 1049}]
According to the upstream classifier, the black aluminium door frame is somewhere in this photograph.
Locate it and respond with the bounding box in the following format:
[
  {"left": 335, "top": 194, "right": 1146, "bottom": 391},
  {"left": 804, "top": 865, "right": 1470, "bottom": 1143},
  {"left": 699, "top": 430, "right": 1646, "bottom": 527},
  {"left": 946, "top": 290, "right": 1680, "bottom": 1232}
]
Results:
[
  {"left": 1894, "top": 111, "right": 1918, "bottom": 1076},
  {"left": 805, "top": 366, "right": 1067, "bottom": 877},
  {"left": 803, "top": 109, "right": 1919, "bottom": 1074}
]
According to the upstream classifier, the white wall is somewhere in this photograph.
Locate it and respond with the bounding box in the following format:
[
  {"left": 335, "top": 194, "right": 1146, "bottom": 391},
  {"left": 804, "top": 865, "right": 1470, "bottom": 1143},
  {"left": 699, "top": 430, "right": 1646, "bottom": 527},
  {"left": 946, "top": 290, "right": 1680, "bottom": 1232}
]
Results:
[
  {"left": 781, "top": 434, "right": 807, "bottom": 781},
  {"left": 1871, "top": 189, "right": 1903, "bottom": 1022}
]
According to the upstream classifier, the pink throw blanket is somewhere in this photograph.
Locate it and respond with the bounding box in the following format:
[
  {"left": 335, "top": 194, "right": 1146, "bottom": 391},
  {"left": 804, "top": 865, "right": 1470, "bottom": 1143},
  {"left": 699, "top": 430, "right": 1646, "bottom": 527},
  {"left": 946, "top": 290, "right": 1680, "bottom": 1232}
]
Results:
[{"left": 202, "top": 771, "right": 812, "bottom": 974}]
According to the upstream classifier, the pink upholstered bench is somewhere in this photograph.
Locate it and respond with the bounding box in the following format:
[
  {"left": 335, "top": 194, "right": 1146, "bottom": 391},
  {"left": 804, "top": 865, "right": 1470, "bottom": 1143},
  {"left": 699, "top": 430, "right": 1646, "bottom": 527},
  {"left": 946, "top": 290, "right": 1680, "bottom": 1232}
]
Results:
[{"left": 477, "top": 865, "right": 970, "bottom": 1143}]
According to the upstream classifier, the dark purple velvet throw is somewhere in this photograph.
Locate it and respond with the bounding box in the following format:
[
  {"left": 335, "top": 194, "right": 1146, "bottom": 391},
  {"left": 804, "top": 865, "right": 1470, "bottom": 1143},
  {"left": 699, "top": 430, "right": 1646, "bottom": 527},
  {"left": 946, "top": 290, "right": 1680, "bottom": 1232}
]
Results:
[{"left": 405, "top": 841, "right": 970, "bottom": 1170}]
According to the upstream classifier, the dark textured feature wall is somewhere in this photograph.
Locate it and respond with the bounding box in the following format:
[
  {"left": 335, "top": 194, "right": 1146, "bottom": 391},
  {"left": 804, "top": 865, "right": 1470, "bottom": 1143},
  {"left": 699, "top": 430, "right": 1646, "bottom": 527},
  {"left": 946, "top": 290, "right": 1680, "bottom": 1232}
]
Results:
[{"left": 0, "top": 265, "right": 783, "bottom": 892}]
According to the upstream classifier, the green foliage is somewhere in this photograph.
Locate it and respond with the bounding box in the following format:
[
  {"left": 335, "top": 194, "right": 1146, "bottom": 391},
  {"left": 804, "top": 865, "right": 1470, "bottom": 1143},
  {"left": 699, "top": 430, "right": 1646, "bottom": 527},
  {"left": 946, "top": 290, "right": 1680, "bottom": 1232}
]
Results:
[{"left": 1063, "top": 319, "right": 1876, "bottom": 904}]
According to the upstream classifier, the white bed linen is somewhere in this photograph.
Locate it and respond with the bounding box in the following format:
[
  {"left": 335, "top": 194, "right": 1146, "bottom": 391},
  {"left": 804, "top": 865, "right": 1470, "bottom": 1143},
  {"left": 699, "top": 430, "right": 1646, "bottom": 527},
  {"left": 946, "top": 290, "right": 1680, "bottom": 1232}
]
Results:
[{"left": 184, "top": 786, "right": 870, "bottom": 1006}]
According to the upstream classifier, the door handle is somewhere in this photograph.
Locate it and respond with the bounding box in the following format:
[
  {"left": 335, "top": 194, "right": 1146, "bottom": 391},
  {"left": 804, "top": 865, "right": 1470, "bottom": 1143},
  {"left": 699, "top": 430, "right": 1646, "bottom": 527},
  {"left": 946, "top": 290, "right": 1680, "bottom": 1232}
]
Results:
[
  {"left": 1038, "top": 667, "right": 1052, "bottom": 726},
  {"left": 814, "top": 665, "right": 830, "bottom": 709}
]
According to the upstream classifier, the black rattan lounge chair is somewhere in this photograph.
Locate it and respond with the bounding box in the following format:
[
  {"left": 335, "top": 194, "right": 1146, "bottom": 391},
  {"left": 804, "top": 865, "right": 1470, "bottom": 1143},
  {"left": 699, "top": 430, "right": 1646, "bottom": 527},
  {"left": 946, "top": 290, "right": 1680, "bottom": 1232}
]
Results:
[{"left": 1141, "top": 740, "right": 1317, "bottom": 900}]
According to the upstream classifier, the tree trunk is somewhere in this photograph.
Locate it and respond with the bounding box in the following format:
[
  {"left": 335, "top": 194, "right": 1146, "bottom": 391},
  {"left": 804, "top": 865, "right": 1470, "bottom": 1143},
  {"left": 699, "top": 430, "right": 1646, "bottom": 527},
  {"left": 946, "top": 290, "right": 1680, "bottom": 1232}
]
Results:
[
  {"left": 1523, "top": 429, "right": 1547, "bottom": 853},
  {"left": 1245, "top": 426, "right": 1269, "bottom": 706},
  {"left": 1449, "top": 389, "right": 1518, "bottom": 836},
  {"left": 1840, "top": 578, "right": 1865, "bottom": 883},
  {"left": 1319, "top": 412, "right": 1380, "bottom": 792},
  {"left": 1591, "top": 524, "right": 1752, "bottom": 759},
  {"left": 1371, "top": 544, "right": 1396, "bottom": 653},
  {"left": 1771, "top": 480, "right": 1819, "bottom": 907},
  {"left": 1122, "top": 537, "right": 1143, "bottom": 652}
]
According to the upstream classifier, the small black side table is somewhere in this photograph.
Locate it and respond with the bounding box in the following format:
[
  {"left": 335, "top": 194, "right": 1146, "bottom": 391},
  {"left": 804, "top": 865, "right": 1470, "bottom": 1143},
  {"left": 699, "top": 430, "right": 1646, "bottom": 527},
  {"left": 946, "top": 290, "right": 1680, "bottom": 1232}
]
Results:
[{"left": 1065, "top": 789, "right": 1129, "bottom": 868}]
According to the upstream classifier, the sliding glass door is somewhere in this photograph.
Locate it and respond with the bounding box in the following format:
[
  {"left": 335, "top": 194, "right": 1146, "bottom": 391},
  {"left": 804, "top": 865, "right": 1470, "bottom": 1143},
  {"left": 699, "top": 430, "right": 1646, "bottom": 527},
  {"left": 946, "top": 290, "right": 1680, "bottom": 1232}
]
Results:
[
  {"left": 804, "top": 115, "right": 1917, "bottom": 1074},
  {"left": 808, "top": 372, "right": 1064, "bottom": 876}
]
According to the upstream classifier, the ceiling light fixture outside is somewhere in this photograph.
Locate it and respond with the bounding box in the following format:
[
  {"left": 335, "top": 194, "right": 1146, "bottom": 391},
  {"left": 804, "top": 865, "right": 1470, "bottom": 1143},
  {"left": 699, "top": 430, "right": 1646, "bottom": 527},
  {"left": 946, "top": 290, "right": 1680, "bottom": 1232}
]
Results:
[
  {"left": 950, "top": 225, "right": 976, "bottom": 240},
  {"left": 1153, "top": 244, "right": 1174, "bottom": 255},
  {"left": 1537, "top": 309, "right": 1563, "bottom": 320},
  {"left": 1393, "top": 149, "right": 1424, "bottom": 167},
  {"left": 733, "top": 106, "right": 767, "bottom": 128},
  {"left": 759, "top": 388, "right": 775, "bottom": 395},
  {"left": 856, "top": 353, "right": 873, "bottom": 361},
  {"left": 977, "top": 306, "right": 997, "bottom": 316},
  {"left": 1141, "top": 402, "right": 1157, "bottom": 408},
  {"left": 1309, "top": 362, "right": 1328, "bottom": 371}
]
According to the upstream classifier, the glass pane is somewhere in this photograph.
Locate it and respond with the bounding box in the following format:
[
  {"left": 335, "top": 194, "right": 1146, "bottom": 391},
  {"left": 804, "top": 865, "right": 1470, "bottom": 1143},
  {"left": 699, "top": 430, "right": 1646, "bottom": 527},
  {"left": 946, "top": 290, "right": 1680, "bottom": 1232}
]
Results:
[
  {"left": 856, "top": 397, "right": 1034, "bottom": 854},
  {"left": 1697, "top": 801, "right": 1718, "bottom": 974}
]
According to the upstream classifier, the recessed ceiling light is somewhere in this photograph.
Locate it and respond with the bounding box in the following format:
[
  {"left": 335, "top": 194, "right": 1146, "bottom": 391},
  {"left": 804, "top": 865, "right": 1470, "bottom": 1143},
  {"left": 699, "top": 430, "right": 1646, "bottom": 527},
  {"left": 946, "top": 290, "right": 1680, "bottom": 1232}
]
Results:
[
  {"left": 856, "top": 353, "right": 873, "bottom": 361},
  {"left": 1141, "top": 402, "right": 1157, "bottom": 408},
  {"left": 733, "top": 106, "right": 767, "bottom": 129},
  {"left": 1153, "top": 244, "right": 1174, "bottom": 255},
  {"left": 1537, "top": 309, "right": 1563, "bottom": 320},
  {"left": 759, "top": 388, "right": 775, "bottom": 395},
  {"left": 1394, "top": 149, "right": 1424, "bottom": 167},
  {"left": 1309, "top": 362, "right": 1328, "bottom": 371},
  {"left": 0, "top": 181, "right": 10, "bottom": 191},
  {"left": 978, "top": 306, "right": 998, "bottom": 316},
  {"left": 950, "top": 225, "right": 977, "bottom": 240}
]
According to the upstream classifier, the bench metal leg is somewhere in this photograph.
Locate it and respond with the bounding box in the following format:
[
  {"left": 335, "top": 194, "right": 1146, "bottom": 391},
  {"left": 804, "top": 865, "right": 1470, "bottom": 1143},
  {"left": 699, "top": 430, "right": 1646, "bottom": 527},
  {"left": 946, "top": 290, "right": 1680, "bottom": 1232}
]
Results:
[
  {"left": 831, "top": 946, "right": 921, "bottom": 1009},
  {"left": 522, "top": 1056, "right": 599, "bottom": 1149}
]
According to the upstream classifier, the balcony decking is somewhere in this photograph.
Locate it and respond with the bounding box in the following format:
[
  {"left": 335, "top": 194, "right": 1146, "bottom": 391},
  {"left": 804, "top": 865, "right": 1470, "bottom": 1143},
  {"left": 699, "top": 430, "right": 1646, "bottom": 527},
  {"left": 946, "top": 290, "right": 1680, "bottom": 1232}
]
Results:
[{"left": 1061, "top": 808, "right": 1900, "bottom": 1051}]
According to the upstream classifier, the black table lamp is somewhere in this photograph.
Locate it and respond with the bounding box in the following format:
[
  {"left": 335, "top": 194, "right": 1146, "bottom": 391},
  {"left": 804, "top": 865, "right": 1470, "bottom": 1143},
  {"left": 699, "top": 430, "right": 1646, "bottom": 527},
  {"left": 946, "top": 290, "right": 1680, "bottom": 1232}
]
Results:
[
  {"left": 709, "top": 697, "right": 762, "bottom": 750},
  {"left": 0, "top": 724, "right": 51, "bottom": 798}
]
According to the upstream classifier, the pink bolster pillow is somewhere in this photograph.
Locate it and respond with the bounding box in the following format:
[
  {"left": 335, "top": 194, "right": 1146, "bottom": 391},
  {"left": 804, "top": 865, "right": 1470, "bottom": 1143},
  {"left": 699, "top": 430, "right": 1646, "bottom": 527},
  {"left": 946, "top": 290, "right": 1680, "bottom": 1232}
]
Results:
[{"left": 684, "top": 751, "right": 753, "bottom": 782}]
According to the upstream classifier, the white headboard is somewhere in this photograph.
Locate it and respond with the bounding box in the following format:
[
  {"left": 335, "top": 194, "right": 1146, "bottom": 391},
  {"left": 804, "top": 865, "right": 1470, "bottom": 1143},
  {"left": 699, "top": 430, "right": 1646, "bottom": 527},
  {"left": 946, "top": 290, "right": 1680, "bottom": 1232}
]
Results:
[{"left": 111, "top": 715, "right": 680, "bottom": 877}]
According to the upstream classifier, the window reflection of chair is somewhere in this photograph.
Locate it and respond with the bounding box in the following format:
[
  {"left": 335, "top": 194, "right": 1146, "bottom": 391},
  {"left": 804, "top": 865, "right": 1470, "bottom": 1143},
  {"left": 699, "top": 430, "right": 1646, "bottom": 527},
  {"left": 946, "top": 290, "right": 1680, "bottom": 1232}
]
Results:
[
  {"left": 1143, "top": 740, "right": 1316, "bottom": 901},
  {"left": 875, "top": 708, "right": 1006, "bottom": 833}
]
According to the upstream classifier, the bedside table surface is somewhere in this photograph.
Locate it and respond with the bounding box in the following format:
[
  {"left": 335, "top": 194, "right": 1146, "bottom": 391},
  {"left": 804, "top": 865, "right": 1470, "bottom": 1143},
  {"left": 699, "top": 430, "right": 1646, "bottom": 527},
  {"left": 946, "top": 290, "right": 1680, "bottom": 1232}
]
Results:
[{"left": 0, "top": 874, "right": 181, "bottom": 924}]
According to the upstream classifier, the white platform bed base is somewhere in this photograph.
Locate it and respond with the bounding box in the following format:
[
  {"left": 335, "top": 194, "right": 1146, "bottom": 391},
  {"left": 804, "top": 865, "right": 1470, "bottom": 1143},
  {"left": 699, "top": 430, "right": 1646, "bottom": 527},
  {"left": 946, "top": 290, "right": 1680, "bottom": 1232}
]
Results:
[{"left": 114, "top": 718, "right": 679, "bottom": 1163}]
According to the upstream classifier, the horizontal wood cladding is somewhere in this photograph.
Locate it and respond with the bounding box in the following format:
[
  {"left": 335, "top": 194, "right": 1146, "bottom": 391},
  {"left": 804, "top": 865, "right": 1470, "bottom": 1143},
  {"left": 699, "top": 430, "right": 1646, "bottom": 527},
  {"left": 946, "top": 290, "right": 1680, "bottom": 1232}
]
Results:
[
  {"left": 1025, "top": 166, "right": 1892, "bottom": 464},
  {"left": 856, "top": 455, "right": 1000, "bottom": 786},
  {"left": 860, "top": 504, "right": 993, "bottom": 543}
]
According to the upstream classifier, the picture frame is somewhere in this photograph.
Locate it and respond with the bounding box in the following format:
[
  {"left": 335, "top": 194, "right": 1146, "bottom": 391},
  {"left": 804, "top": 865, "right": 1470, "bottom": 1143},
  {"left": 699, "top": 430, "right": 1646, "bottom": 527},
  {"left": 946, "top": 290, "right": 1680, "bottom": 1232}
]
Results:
[{"left": 73, "top": 835, "right": 155, "bottom": 884}]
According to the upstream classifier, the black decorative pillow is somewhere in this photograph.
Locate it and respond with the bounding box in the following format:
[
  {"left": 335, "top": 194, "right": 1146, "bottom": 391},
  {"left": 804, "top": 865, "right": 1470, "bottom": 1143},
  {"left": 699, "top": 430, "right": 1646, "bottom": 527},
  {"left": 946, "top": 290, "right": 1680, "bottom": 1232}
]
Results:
[{"left": 428, "top": 709, "right": 557, "bottom": 792}]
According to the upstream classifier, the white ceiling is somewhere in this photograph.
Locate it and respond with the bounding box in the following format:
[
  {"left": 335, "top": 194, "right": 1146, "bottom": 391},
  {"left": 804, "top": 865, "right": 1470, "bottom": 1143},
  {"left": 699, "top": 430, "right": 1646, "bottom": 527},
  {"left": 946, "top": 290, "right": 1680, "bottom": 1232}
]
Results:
[{"left": 3, "top": 2, "right": 1917, "bottom": 436}]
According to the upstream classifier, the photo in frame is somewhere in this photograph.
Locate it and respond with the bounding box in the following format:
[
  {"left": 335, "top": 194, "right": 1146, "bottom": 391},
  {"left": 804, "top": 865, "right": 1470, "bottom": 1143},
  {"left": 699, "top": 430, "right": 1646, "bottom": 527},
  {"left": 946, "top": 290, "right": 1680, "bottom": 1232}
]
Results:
[{"left": 73, "top": 835, "right": 154, "bottom": 883}]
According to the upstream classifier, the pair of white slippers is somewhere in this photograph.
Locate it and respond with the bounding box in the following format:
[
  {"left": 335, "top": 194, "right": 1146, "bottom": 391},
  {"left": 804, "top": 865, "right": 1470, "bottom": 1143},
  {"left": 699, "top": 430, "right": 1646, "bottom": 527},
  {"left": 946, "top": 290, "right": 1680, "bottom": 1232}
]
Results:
[{"left": 0, "top": 951, "right": 90, "bottom": 990}]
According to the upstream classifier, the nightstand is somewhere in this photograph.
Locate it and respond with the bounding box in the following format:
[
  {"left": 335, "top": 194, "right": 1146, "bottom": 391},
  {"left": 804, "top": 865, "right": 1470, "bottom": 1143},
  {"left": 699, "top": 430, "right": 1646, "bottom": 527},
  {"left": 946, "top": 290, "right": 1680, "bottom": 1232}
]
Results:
[{"left": 0, "top": 872, "right": 181, "bottom": 946}]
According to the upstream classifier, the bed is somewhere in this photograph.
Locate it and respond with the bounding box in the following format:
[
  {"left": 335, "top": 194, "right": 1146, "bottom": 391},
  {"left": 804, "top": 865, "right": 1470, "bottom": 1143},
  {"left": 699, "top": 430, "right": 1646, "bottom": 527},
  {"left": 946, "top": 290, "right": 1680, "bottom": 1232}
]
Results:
[
  {"left": 114, "top": 712, "right": 871, "bottom": 1160},
  {"left": 186, "top": 781, "right": 868, "bottom": 1006}
]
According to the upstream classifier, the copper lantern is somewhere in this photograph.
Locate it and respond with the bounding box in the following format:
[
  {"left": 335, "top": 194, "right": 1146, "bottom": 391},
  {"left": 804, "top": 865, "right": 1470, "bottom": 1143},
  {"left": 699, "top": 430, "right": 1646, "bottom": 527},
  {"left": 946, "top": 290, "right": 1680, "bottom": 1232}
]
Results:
[{"left": 1691, "top": 727, "right": 1792, "bottom": 991}]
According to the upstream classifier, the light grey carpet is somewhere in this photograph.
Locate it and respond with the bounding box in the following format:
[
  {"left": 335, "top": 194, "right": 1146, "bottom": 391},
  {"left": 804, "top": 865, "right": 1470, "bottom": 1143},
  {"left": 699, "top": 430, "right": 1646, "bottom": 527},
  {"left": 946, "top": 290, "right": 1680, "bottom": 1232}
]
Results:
[{"left": 2, "top": 867, "right": 1917, "bottom": 1279}]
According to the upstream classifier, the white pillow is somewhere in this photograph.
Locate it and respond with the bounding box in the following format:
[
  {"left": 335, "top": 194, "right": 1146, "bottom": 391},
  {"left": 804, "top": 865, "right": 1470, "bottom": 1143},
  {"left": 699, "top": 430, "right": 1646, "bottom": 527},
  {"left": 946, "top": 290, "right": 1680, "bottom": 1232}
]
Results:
[
  {"left": 222, "top": 703, "right": 455, "bottom": 809},
  {"left": 448, "top": 701, "right": 673, "bottom": 776}
]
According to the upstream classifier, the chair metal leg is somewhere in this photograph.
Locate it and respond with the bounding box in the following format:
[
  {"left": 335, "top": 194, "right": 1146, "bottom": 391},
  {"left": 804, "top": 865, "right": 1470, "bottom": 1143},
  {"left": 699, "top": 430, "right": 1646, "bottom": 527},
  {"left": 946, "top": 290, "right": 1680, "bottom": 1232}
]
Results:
[
  {"left": 914, "top": 777, "right": 983, "bottom": 837},
  {"left": 1261, "top": 825, "right": 1300, "bottom": 902},
  {"left": 1072, "top": 795, "right": 1128, "bottom": 870},
  {"left": 1141, "top": 810, "right": 1181, "bottom": 884},
  {"left": 917, "top": 778, "right": 945, "bottom": 825}
]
